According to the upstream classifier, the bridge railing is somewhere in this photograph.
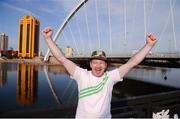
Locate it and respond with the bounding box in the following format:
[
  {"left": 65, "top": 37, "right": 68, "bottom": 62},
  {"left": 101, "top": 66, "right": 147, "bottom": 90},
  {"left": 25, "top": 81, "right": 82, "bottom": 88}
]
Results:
[{"left": 111, "top": 90, "right": 180, "bottom": 118}]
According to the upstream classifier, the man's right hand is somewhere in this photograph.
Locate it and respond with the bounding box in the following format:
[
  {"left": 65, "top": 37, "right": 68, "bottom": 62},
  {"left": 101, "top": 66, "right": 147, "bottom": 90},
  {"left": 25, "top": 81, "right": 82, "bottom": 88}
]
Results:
[{"left": 42, "top": 26, "right": 53, "bottom": 40}]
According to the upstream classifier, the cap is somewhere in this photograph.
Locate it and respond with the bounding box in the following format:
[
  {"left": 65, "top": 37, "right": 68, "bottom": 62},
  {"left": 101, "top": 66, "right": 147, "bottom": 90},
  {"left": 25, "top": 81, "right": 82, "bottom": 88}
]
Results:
[{"left": 90, "top": 50, "right": 107, "bottom": 61}]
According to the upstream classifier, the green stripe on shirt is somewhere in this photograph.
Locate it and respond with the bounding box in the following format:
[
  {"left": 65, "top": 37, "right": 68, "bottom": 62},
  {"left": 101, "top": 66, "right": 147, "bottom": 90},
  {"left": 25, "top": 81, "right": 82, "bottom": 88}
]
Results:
[{"left": 79, "top": 73, "right": 109, "bottom": 99}]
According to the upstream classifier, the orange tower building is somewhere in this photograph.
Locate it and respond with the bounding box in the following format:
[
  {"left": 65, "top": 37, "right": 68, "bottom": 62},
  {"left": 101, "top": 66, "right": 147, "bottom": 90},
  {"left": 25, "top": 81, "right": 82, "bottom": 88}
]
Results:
[{"left": 18, "top": 15, "right": 40, "bottom": 58}]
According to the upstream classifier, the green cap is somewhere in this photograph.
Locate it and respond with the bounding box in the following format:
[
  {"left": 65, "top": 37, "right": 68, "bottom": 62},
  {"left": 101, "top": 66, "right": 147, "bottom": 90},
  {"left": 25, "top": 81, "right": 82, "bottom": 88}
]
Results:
[{"left": 90, "top": 50, "right": 107, "bottom": 61}]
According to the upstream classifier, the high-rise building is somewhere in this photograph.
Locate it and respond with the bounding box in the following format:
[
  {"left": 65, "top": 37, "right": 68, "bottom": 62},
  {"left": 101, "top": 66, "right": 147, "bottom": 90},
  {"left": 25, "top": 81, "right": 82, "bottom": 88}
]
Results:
[
  {"left": 0, "top": 33, "right": 8, "bottom": 51},
  {"left": 18, "top": 15, "right": 40, "bottom": 58},
  {"left": 65, "top": 46, "right": 73, "bottom": 57}
]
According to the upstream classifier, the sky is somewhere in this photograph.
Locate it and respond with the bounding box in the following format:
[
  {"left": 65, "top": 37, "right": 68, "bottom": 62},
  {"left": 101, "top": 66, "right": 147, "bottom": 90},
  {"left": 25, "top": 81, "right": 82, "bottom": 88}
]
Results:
[{"left": 0, "top": 0, "right": 180, "bottom": 57}]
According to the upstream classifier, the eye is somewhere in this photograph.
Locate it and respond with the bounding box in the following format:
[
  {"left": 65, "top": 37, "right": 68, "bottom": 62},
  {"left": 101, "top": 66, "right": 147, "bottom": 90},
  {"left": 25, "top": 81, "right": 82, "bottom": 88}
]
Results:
[
  {"left": 94, "top": 62, "right": 98, "bottom": 64},
  {"left": 92, "top": 61, "right": 98, "bottom": 64}
]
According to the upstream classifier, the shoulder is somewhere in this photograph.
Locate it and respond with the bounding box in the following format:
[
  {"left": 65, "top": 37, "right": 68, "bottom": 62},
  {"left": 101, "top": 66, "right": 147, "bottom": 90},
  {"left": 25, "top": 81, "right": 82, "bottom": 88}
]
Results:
[
  {"left": 107, "top": 68, "right": 123, "bottom": 82},
  {"left": 75, "top": 66, "right": 90, "bottom": 75},
  {"left": 107, "top": 68, "right": 119, "bottom": 76},
  {"left": 71, "top": 66, "right": 89, "bottom": 80}
]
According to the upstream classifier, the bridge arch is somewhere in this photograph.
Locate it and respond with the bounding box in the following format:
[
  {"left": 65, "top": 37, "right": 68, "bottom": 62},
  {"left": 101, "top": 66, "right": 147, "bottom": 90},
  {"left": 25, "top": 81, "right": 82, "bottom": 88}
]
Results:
[{"left": 44, "top": 0, "right": 88, "bottom": 61}]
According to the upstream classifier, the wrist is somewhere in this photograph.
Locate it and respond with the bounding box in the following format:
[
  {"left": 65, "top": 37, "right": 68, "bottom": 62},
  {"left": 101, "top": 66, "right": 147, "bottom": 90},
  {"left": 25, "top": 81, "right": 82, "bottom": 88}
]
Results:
[
  {"left": 45, "top": 37, "right": 52, "bottom": 41},
  {"left": 146, "top": 43, "right": 154, "bottom": 48},
  {"left": 145, "top": 44, "right": 154, "bottom": 51}
]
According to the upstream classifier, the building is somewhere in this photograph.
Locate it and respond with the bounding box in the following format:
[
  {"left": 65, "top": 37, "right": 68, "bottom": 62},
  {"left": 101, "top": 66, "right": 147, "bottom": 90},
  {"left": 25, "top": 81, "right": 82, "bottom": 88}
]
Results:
[
  {"left": 65, "top": 46, "right": 73, "bottom": 57},
  {"left": 18, "top": 15, "right": 40, "bottom": 58},
  {"left": 0, "top": 33, "right": 8, "bottom": 52},
  {"left": 1, "top": 50, "right": 18, "bottom": 58}
]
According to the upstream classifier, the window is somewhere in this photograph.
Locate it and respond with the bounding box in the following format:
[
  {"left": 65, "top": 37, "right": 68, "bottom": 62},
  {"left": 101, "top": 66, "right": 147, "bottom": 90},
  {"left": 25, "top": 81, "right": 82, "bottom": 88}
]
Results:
[
  {"left": 26, "top": 24, "right": 30, "bottom": 53},
  {"left": 19, "top": 24, "right": 23, "bottom": 53},
  {"left": 34, "top": 25, "right": 39, "bottom": 55}
]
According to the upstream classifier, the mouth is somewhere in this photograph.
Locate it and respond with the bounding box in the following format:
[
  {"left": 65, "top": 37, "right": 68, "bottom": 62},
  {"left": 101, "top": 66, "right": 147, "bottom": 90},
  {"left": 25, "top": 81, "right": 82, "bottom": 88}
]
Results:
[{"left": 95, "top": 68, "right": 103, "bottom": 75}]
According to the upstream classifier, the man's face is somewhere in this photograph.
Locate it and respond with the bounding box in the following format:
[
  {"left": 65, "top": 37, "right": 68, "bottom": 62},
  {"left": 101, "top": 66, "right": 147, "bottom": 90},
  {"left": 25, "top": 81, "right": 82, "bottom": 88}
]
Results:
[{"left": 90, "top": 59, "right": 107, "bottom": 77}]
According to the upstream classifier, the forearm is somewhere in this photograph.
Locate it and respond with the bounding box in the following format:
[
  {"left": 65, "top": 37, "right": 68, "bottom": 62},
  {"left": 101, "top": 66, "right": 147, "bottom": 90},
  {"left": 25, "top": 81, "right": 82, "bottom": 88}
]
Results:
[
  {"left": 46, "top": 37, "right": 67, "bottom": 63},
  {"left": 45, "top": 37, "right": 77, "bottom": 75},
  {"left": 127, "top": 44, "right": 153, "bottom": 68},
  {"left": 119, "top": 33, "right": 157, "bottom": 78}
]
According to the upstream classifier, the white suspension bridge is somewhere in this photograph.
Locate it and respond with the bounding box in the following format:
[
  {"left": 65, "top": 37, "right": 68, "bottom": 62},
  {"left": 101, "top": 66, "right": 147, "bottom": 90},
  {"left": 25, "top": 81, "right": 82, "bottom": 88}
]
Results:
[
  {"left": 43, "top": 0, "right": 179, "bottom": 61},
  {"left": 42, "top": 0, "right": 180, "bottom": 105}
]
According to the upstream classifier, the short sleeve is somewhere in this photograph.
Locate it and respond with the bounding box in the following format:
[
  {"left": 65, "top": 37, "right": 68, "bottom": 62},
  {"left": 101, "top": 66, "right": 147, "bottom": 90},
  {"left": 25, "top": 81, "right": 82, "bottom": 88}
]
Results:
[
  {"left": 71, "top": 66, "right": 82, "bottom": 80},
  {"left": 108, "top": 68, "right": 123, "bottom": 84},
  {"left": 70, "top": 66, "right": 88, "bottom": 81}
]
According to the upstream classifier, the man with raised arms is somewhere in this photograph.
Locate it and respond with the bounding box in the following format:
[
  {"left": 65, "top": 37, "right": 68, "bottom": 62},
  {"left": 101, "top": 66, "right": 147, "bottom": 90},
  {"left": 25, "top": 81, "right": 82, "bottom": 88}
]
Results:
[{"left": 42, "top": 26, "right": 157, "bottom": 118}]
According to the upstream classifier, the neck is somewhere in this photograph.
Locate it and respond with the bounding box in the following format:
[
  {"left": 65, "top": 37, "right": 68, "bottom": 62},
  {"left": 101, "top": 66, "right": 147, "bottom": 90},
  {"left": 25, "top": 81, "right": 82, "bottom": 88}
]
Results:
[{"left": 91, "top": 71, "right": 105, "bottom": 78}]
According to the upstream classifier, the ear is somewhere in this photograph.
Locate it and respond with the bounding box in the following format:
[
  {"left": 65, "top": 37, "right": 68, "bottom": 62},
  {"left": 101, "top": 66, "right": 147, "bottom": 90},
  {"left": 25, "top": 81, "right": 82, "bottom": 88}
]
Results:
[
  {"left": 104, "top": 62, "right": 108, "bottom": 71},
  {"left": 90, "top": 61, "right": 93, "bottom": 69},
  {"left": 105, "top": 62, "right": 108, "bottom": 67}
]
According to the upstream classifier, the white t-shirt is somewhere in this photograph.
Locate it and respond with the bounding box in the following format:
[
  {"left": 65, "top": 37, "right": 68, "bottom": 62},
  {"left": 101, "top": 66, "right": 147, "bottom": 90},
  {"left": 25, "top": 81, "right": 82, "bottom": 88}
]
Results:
[{"left": 71, "top": 66, "right": 123, "bottom": 118}]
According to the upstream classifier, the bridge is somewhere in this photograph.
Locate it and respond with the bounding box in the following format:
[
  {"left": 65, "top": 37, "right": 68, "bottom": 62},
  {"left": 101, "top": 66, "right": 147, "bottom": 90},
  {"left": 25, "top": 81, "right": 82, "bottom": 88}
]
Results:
[
  {"left": 43, "top": 0, "right": 180, "bottom": 62},
  {"left": 67, "top": 53, "right": 180, "bottom": 68},
  {"left": 41, "top": 1, "right": 180, "bottom": 117}
]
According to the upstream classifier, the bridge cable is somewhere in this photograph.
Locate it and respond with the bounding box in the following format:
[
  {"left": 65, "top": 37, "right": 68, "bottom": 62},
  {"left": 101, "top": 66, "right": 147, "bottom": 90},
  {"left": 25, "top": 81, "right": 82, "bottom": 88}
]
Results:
[
  {"left": 124, "top": 0, "right": 127, "bottom": 50},
  {"left": 75, "top": 16, "right": 85, "bottom": 56},
  {"left": 108, "top": 0, "right": 112, "bottom": 53},
  {"left": 159, "top": 0, "right": 176, "bottom": 52},
  {"left": 144, "top": 0, "right": 147, "bottom": 40},
  {"left": 169, "top": 0, "right": 177, "bottom": 52},
  {"left": 147, "top": 0, "right": 155, "bottom": 30},
  {"left": 62, "top": 31, "right": 70, "bottom": 48},
  {"left": 95, "top": 0, "right": 101, "bottom": 50},
  {"left": 83, "top": 1, "right": 93, "bottom": 55},
  {"left": 67, "top": 24, "right": 80, "bottom": 56},
  {"left": 130, "top": 0, "right": 137, "bottom": 47}
]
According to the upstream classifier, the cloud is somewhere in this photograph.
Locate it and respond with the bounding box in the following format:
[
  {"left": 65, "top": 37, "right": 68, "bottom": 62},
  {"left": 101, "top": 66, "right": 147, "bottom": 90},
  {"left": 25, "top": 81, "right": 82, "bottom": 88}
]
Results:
[
  {"left": 55, "top": 0, "right": 78, "bottom": 13},
  {"left": 39, "top": 5, "right": 58, "bottom": 15},
  {"left": 1, "top": 1, "right": 38, "bottom": 17},
  {"left": 37, "top": 0, "right": 79, "bottom": 18}
]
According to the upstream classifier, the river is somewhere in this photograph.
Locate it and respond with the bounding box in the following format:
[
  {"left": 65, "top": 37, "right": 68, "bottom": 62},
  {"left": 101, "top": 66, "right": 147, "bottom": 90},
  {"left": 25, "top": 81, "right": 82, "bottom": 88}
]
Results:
[{"left": 0, "top": 62, "right": 179, "bottom": 117}]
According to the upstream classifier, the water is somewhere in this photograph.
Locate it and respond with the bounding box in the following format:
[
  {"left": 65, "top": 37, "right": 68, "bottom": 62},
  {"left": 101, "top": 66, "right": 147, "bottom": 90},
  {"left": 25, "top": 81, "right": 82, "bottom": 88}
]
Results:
[
  {"left": 0, "top": 62, "right": 179, "bottom": 116},
  {"left": 0, "top": 63, "right": 78, "bottom": 114}
]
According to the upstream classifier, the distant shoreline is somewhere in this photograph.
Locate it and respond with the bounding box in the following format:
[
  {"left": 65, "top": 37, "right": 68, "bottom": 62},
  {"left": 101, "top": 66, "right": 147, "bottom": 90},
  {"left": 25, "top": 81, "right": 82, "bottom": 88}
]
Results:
[
  {"left": 1, "top": 57, "right": 178, "bottom": 68},
  {"left": 0, "top": 57, "right": 62, "bottom": 65}
]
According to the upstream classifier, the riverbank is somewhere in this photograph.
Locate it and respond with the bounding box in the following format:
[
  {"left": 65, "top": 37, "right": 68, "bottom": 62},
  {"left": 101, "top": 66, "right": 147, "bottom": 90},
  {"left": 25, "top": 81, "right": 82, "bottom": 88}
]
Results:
[
  {"left": 1, "top": 56, "right": 178, "bottom": 68},
  {"left": 0, "top": 57, "right": 62, "bottom": 65}
]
